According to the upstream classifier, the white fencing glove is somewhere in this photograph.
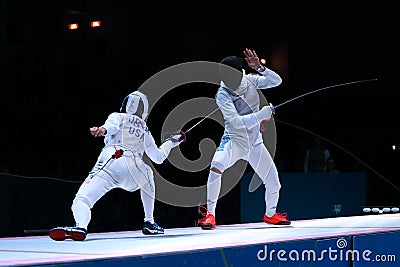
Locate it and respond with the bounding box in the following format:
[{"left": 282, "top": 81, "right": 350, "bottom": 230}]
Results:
[
  {"left": 164, "top": 131, "right": 186, "bottom": 148},
  {"left": 255, "top": 103, "right": 275, "bottom": 122}
]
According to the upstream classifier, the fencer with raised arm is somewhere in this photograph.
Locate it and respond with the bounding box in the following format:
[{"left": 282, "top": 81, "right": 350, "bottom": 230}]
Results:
[{"left": 199, "top": 48, "right": 291, "bottom": 229}]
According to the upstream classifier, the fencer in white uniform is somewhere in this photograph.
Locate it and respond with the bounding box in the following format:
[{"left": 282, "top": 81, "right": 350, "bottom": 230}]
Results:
[
  {"left": 199, "top": 48, "right": 291, "bottom": 229},
  {"left": 49, "top": 91, "right": 183, "bottom": 241}
]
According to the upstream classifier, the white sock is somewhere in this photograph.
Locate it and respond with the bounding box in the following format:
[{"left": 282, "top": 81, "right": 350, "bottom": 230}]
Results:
[
  {"left": 206, "top": 171, "right": 222, "bottom": 216},
  {"left": 141, "top": 180, "right": 155, "bottom": 224},
  {"left": 265, "top": 190, "right": 279, "bottom": 217}
]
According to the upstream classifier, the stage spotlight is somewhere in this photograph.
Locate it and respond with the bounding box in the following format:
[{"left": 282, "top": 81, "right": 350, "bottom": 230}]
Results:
[
  {"left": 260, "top": 58, "right": 266, "bottom": 64},
  {"left": 90, "top": 20, "right": 102, "bottom": 28},
  {"left": 68, "top": 23, "right": 79, "bottom": 30},
  {"left": 392, "top": 144, "right": 396, "bottom": 151}
]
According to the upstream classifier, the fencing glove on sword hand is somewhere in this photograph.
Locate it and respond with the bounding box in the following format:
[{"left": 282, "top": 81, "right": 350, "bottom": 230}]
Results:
[
  {"left": 255, "top": 103, "right": 275, "bottom": 123},
  {"left": 165, "top": 131, "right": 186, "bottom": 148}
]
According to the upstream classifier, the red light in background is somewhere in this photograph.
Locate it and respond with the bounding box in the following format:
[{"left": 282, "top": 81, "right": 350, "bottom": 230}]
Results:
[
  {"left": 90, "top": 21, "right": 102, "bottom": 28},
  {"left": 260, "top": 58, "right": 266, "bottom": 64},
  {"left": 68, "top": 23, "right": 79, "bottom": 30}
]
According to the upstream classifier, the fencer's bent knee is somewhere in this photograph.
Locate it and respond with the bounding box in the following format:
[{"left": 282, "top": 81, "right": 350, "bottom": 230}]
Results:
[{"left": 72, "top": 196, "right": 93, "bottom": 210}]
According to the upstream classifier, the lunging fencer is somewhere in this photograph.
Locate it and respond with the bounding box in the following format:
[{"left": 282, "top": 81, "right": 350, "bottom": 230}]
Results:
[
  {"left": 198, "top": 48, "right": 291, "bottom": 229},
  {"left": 49, "top": 91, "right": 184, "bottom": 241}
]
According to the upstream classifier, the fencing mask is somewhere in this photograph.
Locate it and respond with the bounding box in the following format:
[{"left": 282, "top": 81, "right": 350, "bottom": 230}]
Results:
[
  {"left": 219, "top": 56, "right": 244, "bottom": 90},
  {"left": 120, "top": 91, "right": 149, "bottom": 120}
]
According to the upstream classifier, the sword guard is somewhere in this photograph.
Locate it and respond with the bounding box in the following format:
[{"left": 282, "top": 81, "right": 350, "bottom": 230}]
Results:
[
  {"left": 269, "top": 103, "right": 275, "bottom": 115},
  {"left": 179, "top": 130, "right": 187, "bottom": 142}
]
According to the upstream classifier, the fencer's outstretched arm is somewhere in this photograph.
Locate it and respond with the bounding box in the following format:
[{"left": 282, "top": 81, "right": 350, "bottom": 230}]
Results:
[
  {"left": 243, "top": 48, "right": 282, "bottom": 89},
  {"left": 144, "top": 131, "right": 181, "bottom": 164}
]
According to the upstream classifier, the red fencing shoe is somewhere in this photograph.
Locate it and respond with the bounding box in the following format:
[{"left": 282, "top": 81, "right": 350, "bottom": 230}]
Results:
[
  {"left": 49, "top": 226, "right": 87, "bottom": 241},
  {"left": 197, "top": 205, "right": 207, "bottom": 227},
  {"left": 263, "top": 212, "right": 291, "bottom": 225},
  {"left": 200, "top": 213, "right": 216, "bottom": 230},
  {"left": 198, "top": 206, "right": 216, "bottom": 230}
]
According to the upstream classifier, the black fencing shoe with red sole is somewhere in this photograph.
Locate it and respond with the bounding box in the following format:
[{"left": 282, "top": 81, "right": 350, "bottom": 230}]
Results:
[{"left": 49, "top": 226, "right": 87, "bottom": 241}]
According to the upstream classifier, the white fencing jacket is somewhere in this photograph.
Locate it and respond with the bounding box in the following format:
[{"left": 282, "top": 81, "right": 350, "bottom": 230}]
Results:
[
  {"left": 101, "top": 112, "right": 173, "bottom": 164},
  {"left": 216, "top": 68, "right": 282, "bottom": 150}
]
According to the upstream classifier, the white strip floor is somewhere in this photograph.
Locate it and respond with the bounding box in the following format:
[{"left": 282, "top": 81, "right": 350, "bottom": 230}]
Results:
[{"left": 1, "top": 214, "right": 399, "bottom": 266}]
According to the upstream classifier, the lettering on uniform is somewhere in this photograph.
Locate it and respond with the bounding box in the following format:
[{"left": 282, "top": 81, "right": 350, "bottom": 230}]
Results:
[
  {"left": 127, "top": 115, "right": 147, "bottom": 142},
  {"left": 134, "top": 117, "right": 146, "bottom": 130},
  {"left": 128, "top": 115, "right": 135, "bottom": 124},
  {"left": 135, "top": 128, "right": 141, "bottom": 137}
]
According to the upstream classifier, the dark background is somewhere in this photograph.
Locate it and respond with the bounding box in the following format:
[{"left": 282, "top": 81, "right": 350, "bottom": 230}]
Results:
[{"left": 1, "top": 1, "right": 399, "bottom": 236}]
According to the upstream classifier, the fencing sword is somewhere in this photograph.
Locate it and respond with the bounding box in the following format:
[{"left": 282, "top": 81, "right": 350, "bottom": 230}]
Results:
[{"left": 274, "top": 78, "right": 377, "bottom": 109}]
